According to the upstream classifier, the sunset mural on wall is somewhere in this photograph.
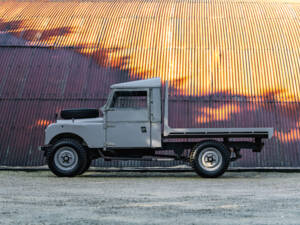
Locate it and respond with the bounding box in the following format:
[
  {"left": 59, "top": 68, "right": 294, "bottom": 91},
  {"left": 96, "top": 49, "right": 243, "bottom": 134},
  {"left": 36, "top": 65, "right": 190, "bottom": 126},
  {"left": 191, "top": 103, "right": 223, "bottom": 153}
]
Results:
[{"left": 0, "top": 0, "right": 299, "bottom": 166}]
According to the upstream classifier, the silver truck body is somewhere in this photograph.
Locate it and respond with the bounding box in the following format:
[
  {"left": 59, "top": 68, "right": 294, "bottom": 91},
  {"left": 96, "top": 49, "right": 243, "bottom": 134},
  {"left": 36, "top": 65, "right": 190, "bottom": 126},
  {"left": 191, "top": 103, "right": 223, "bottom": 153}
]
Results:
[
  {"left": 45, "top": 78, "right": 273, "bottom": 148},
  {"left": 41, "top": 78, "right": 274, "bottom": 177}
]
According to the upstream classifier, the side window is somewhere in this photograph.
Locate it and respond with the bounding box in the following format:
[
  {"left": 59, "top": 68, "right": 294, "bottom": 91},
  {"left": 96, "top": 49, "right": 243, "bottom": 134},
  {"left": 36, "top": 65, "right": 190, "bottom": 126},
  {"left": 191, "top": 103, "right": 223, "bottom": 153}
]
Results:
[{"left": 110, "top": 91, "right": 147, "bottom": 109}]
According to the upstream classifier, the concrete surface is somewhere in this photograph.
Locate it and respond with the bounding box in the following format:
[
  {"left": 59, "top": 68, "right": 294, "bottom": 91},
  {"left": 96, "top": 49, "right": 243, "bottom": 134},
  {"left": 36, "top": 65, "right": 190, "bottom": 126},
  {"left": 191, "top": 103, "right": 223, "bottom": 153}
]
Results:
[
  {"left": 2, "top": 165, "right": 300, "bottom": 172},
  {"left": 0, "top": 171, "right": 300, "bottom": 225}
]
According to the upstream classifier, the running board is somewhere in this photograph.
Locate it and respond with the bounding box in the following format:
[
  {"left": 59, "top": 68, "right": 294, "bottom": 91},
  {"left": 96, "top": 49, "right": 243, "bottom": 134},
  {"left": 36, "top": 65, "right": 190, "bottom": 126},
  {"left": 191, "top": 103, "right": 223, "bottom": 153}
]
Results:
[{"left": 98, "top": 150, "right": 176, "bottom": 162}]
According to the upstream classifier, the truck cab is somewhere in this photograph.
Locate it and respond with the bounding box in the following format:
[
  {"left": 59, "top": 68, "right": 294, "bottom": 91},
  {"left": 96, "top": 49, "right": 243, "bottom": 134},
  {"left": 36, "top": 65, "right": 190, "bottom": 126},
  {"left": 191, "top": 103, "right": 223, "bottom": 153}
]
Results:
[
  {"left": 40, "top": 78, "right": 273, "bottom": 178},
  {"left": 44, "top": 78, "right": 162, "bottom": 150},
  {"left": 103, "top": 78, "right": 162, "bottom": 149}
]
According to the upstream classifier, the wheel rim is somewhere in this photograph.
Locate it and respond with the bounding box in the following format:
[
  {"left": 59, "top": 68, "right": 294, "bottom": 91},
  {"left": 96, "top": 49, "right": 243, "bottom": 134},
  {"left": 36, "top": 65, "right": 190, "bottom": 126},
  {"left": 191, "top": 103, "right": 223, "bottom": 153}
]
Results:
[
  {"left": 54, "top": 147, "right": 79, "bottom": 172},
  {"left": 198, "top": 147, "right": 223, "bottom": 172}
]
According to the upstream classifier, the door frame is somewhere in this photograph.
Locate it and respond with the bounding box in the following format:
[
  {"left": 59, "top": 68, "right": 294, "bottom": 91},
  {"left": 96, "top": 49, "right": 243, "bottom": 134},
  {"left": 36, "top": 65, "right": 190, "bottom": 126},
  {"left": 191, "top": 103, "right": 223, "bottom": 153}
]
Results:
[{"left": 103, "top": 88, "right": 151, "bottom": 149}]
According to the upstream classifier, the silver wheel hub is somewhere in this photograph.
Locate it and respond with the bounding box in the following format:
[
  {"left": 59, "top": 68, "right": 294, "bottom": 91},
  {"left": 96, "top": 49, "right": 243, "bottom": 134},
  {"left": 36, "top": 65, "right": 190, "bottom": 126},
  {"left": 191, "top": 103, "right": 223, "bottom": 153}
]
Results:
[
  {"left": 198, "top": 147, "right": 222, "bottom": 171},
  {"left": 54, "top": 147, "right": 78, "bottom": 171}
]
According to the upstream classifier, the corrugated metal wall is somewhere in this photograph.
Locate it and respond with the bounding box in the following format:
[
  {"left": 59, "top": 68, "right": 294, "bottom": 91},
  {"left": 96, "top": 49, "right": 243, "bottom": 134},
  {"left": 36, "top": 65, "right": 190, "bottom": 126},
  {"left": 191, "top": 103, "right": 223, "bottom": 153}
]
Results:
[{"left": 0, "top": 0, "right": 299, "bottom": 167}]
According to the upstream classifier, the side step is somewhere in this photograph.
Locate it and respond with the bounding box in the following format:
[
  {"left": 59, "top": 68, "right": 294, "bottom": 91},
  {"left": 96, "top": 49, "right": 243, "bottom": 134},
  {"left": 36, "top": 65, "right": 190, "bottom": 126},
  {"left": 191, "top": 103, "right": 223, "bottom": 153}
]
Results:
[{"left": 98, "top": 150, "right": 176, "bottom": 162}]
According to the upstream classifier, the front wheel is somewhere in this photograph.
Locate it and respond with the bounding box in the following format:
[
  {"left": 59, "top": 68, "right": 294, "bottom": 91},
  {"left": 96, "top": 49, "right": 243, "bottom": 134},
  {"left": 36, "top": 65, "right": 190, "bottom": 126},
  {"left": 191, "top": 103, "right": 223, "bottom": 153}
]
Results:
[
  {"left": 77, "top": 158, "right": 92, "bottom": 175},
  {"left": 190, "top": 141, "right": 230, "bottom": 178},
  {"left": 46, "top": 138, "right": 88, "bottom": 177}
]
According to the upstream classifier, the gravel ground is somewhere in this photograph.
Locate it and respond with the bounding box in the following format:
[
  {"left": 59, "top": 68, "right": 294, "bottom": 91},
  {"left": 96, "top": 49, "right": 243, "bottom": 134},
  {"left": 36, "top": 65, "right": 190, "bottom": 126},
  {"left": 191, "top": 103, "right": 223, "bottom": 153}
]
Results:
[{"left": 1, "top": 171, "right": 300, "bottom": 225}]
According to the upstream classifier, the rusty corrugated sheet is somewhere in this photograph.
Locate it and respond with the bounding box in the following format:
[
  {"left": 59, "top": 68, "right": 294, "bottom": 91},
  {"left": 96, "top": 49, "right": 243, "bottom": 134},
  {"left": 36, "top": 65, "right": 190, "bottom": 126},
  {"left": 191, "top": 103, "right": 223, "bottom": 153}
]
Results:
[{"left": 0, "top": 0, "right": 299, "bottom": 167}]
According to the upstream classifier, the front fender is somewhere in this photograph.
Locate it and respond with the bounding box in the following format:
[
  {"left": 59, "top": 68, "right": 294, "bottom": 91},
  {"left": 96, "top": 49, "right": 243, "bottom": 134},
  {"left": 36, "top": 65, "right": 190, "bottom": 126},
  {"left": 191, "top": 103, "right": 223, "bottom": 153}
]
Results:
[{"left": 45, "top": 122, "right": 105, "bottom": 148}]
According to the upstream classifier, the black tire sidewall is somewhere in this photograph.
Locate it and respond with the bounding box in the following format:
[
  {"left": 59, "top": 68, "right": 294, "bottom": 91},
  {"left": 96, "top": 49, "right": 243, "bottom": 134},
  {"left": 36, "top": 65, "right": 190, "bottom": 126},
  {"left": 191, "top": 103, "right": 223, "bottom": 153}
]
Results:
[
  {"left": 61, "top": 108, "right": 99, "bottom": 119},
  {"left": 77, "top": 158, "right": 92, "bottom": 175},
  {"left": 47, "top": 139, "right": 88, "bottom": 177}
]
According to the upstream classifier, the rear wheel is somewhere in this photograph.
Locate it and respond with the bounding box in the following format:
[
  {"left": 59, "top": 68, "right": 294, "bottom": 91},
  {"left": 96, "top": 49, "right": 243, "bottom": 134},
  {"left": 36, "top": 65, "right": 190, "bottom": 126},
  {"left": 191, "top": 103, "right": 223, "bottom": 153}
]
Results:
[
  {"left": 46, "top": 138, "right": 88, "bottom": 177},
  {"left": 190, "top": 141, "right": 230, "bottom": 178}
]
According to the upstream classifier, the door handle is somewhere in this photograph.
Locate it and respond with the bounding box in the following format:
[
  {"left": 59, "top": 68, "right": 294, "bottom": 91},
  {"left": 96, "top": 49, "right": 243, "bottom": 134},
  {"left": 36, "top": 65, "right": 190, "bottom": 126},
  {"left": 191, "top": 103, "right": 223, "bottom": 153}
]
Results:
[{"left": 141, "top": 126, "right": 147, "bottom": 133}]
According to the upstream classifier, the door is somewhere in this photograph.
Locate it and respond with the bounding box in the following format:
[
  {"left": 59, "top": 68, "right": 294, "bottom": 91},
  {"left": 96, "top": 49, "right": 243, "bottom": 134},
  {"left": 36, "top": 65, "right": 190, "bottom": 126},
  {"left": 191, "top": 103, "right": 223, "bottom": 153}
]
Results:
[{"left": 105, "top": 89, "right": 151, "bottom": 148}]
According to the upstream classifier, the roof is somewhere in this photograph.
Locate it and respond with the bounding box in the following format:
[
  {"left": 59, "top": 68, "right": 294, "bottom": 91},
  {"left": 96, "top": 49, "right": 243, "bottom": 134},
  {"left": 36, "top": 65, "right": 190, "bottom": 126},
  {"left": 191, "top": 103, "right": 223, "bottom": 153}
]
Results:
[{"left": 111, "top": 78, "right": 161, "bottom": 89}]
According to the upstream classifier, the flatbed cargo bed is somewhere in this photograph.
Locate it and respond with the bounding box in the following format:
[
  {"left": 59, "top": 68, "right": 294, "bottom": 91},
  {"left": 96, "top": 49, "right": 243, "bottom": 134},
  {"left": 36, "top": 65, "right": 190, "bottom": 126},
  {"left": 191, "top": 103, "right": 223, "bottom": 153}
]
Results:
[
  {"left": 163, "top": 127, "right": 273, "bottom": 139},
  {"left": 163, "top": 81, "right": 273, "bottom": 139}
]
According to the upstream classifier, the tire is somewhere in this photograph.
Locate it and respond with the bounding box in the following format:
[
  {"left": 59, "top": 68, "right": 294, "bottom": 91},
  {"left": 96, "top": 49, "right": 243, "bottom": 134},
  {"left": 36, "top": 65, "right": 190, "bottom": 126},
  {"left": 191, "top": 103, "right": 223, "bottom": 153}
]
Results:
[
  {"left": 77, "top": 158, "right": 92, "bottom": 175},
  {"left": 190, "top": 141, "right": 230, "bottom": 178},
  {"left": 60, "top": 108, "right": 99, "bottom": 119},
  {"left": 46, "top": 138, "right": 88, "bottom": 177}
]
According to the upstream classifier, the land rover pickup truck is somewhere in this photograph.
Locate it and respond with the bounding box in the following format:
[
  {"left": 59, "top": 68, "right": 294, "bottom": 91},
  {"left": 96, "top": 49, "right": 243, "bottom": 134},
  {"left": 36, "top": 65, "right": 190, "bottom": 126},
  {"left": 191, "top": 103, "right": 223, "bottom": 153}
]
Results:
[{"left": 39, "top": 78, "right": 273, "bottom": 178}]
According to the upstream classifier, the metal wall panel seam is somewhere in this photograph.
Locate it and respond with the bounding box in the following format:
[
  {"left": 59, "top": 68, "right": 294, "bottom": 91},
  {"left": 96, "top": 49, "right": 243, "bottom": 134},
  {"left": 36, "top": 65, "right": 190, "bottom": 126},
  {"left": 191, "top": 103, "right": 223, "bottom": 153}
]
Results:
[{"left": 1, "top": 101, "right": 16, "bottom": 165}]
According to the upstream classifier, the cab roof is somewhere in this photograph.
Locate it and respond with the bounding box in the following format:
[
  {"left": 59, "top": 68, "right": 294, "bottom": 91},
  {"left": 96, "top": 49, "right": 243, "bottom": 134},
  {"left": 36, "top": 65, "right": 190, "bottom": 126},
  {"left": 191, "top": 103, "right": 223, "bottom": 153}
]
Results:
[{"left": 111, "top": 78, "right": 161, "bottom": 89}]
